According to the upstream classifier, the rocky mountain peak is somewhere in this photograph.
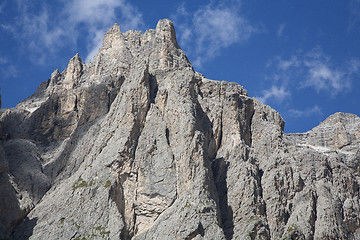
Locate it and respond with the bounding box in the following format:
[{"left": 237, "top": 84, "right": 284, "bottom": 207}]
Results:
[
  {"left": 155, "top": 19, "right": 179, "bottom": 48},
  {"left": 63, "top": 53, "right": 83, "bottom": 89},
  {"left": 318, "top": 112, "right": 360, "bottom": 129},
  {"left": 50, "top": 69, "right": 61, "bottom": 83},
  {"left": 101, "top": 23, "right": 124, "bottom": 51},
  {"left": 1, "top": 19, "right": 360, "bottom": 240},
  {"left": 110, "top": 23, "right": 121, "bottom": 33},
  {"left": 310, "top": 112, "right": 360, "bottom": 149},
  {"left": 286, "top": 112, "right": 360, "bottom": 151}
]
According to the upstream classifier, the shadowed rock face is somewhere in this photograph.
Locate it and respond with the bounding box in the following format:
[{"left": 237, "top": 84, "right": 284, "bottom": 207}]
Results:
[{"left": 0, "top": 19, "right": 359, "bottom": 240}]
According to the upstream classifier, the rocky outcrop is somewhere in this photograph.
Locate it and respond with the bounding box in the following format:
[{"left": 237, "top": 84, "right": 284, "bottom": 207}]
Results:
[{"left": 0, "top": 19, "right": 359, "bottom": 239}]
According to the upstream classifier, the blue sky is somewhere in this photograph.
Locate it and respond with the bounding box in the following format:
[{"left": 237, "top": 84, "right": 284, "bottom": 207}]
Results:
[{"left": 0, "top": 0, "right": 359, "bottom": 133}]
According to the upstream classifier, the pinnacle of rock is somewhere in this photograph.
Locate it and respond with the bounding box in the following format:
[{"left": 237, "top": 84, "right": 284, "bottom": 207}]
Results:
[
  {"left": 0, "top": 19, "right": 359, "bottom": 240},
  {"left": 63, "top": 53, "right": 83, "bottom": 89},
  {"left": 155, "top": 19, "right": 179, "bottom": 48},
  {"left": 101, "top": 23, "right": 125, "bottom": 51}
]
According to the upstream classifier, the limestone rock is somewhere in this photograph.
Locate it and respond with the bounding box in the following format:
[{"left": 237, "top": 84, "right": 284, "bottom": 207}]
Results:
[
  {"left": 63, "top": 53, "right": 83, "bottom": 89},
  {"left": 0, "top": 19, "right": 359, "bottom": 240}
]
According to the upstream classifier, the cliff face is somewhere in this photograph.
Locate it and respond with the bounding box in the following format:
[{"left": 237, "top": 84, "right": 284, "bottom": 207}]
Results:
[{"left": 0, "top": 19, "right": 359, "bottom": 240}]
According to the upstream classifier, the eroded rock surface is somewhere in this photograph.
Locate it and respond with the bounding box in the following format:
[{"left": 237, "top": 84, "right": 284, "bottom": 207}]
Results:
[{"left": 0, "top": 19, "right": 359, "bottom": 240}]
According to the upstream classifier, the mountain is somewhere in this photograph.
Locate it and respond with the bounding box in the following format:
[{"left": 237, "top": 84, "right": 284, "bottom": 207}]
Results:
[{"left": 0, "top": 19, "right": 360, "bottom": 240}]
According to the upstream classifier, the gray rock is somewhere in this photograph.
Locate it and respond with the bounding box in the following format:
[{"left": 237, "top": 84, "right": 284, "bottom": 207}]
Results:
[{"left": 0, "top": 19, "right": 359, "bottom": 240}]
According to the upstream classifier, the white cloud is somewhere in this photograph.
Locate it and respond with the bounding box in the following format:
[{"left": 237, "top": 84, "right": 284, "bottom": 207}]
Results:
[
  {"left": 67, "top": 0, "right": 122, "bottom": 25},
  {"left": 288, "top": 105, "right": 322, "bottom": 118},
  {"left": 258, "top": 47, "right": 359, "bottom": 119},
  {"left": 193, "top": 6, "right": 253, "bottom": 55},
  {"left": 266, "top": 47, "right": 358, "bottom": 96},
  {"left": 65, "top": 0, "right": 143, "bottom": 62},
  {"left": 302, "top": 61, "right": 346, "bottom": 94},
  {"left": 300, "top": 48, "right": 353, "bottom": 94},
  {"left": 5, "top": 0, "right": 144, "bottom": 64},
  {"left": 277, "top": 56, "right": 300, "bottom": 71},
  {"left": 21, "top": 10, "right": 65, "bottom": 49},
  {"left": 257, "top": 85, "right": 290, "bottom": 104},
  {"left": 173, "top": 2, "right": 257, "bottom": 68}
]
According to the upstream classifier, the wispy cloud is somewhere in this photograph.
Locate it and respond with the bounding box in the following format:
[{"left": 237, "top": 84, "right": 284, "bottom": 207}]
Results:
[
  {"left": 348, "top": 58, "right": 360, "bottom": 74},
  {"left": 277, "top": 24, "right": 285, "bottom": 37},
  {"left": 4, "top": 0, "right": 144, "bottom": 64},
  {"left": 301, "top": 61, "right": 345, "bottom": 94},
  {"left": 1, "top": 23, "right": 13, "bottom": 32},
  {"left": 288, "top": 105, "right": 322, "bottom": 118},
  {"left": 302, "top": 48, "right": 355, "bottom": 94},
  {"left": 277, "top": 56, "right": 300, "bottom": 71},
  {"left": 0, "top": 57, "right": 7, "bottom": 64},
  {"left": 266, "top": 47, "right": 358, "bottom": 96},
  {"left": 20, "top": 10, "right": 65, "bottom": 56},
  {"left": 0, "top": 1, "right": 6, "bottom": 13},
  {"left": 66, "top": 0, "right": 143, "bottom": 62},
  {"left": 348, "top": 0, "right": 360, "bottom": 32},
  {"left": 258, "top": 47, "right": 359, "bottom": 112},
  {"left": 1, "top": 65, "right": 18, "bottom": 79},
  {"left": 257, "top": 85, "right": 290, "bottom": 104},
  {"left": 172, "top": 1, "right": 258, "bottom": 68}
]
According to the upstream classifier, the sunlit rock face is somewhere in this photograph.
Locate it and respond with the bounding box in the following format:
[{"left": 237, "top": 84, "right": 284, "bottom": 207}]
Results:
[{"left": 0, "top": 19, "right": 359, "bottom": 240}]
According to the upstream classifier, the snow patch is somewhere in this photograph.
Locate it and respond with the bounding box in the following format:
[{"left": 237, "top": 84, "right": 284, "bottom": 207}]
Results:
[{"left": 299, "top": 144, "right": 355, "bottom": 155}]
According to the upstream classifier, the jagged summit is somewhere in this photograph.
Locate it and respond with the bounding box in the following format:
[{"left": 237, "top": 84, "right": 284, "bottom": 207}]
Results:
[
  {"left": 1, "top": 19, "right": 360, "bottom": 240},
  {"left": 155, "top": 19, "right": 179, "bottom": 47},
  {"left": 15, "top": 19, "right": 192, "bottom": 115},
  {"left": 110, "top": 23, "right": 121, "bottom": 31}
]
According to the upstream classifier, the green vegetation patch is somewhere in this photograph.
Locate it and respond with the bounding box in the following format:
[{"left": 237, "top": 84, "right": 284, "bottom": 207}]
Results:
[
  {"left": 249, "top": 215, "right": 260, "bottom": 221},
  {"left": 95, "top": 226, "right": 103, "bottom": 231},
  {"left": 287, "top": 224, "right": 298, "bottom": 232},
  {"left": 181, "top": 201, "right": 192, "bottom": 211},
  {"left": 73, "top": 237, "right": 87, "bottom": 240},
  {"left": 94, "top": 225, "right": 110, "bottom": 238},
  {"left": 65, "top": 221, "right": 111, "bottom": 240},
  {"left": 72, "top": 178, "right": 89, "bottom": 191},
  {"left": 59, "top": 217, "right": 65, "bottom": 224},
  {"left": 72, "top": 177, "right": 112, "bottom": 191},
  {"left": 100, "top": 230, "right": 110, "bottom": 237},
  {"left": 104, "top": 180, "right": 111, "bottom": 188}
]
